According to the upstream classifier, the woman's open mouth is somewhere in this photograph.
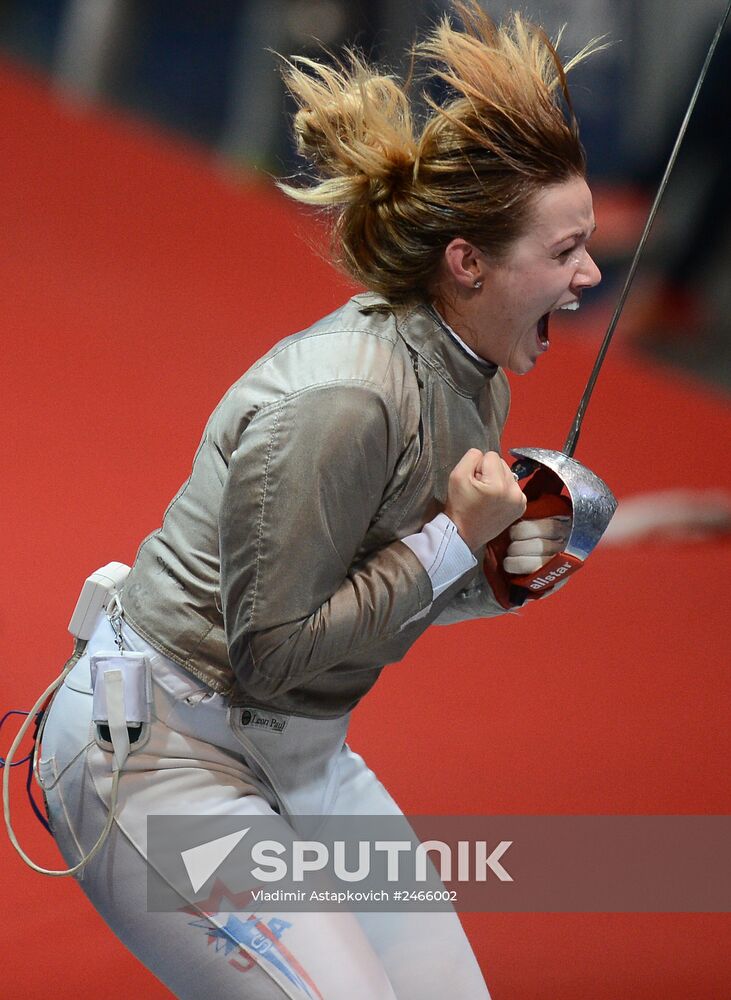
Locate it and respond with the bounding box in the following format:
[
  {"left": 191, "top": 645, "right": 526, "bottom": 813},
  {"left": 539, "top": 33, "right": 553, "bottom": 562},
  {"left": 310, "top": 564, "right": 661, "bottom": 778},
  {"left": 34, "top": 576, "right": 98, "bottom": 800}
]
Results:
[
  {"left": 537, "top": 313, "right": 550, "bottom": 351},
  {"left": 536, "top": 301, "right": 581, "bottom": 353}
]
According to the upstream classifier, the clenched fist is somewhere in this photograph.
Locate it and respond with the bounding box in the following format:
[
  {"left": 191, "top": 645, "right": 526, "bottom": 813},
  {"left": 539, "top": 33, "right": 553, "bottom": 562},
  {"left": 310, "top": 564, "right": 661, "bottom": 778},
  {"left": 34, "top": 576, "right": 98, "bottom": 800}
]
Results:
[
  {"left": 444, "top": 449, "right": 527, "bottom": 552},
  {"left": 504, "top": 515, "right": 571, "bottom": 573}
]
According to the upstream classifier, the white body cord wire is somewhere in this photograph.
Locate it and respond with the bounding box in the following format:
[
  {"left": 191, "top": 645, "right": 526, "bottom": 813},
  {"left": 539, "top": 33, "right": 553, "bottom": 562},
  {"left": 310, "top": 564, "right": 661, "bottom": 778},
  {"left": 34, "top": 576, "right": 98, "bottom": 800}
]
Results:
[{"left": 2, "top": 638, "right": 122, "bottom": 876}]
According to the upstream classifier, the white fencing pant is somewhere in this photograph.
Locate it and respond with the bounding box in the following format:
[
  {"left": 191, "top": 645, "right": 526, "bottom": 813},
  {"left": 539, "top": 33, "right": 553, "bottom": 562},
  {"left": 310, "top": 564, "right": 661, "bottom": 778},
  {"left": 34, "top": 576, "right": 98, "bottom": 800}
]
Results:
[{"left": 39, "top": 614, "right": 491, "bottom": 1000}]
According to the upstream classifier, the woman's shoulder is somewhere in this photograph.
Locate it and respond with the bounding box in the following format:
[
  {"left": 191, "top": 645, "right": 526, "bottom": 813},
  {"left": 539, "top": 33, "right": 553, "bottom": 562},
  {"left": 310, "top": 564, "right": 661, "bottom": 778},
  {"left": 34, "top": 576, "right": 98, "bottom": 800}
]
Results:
[
  {"left": 210, "top": 294, "right": 421, "bottom": 445},
  {"left": 268, "top": 293, "right": 406, "bottom": 373},
  {"left": 244, "top": 293, "right": 416, "bottom": 400}
]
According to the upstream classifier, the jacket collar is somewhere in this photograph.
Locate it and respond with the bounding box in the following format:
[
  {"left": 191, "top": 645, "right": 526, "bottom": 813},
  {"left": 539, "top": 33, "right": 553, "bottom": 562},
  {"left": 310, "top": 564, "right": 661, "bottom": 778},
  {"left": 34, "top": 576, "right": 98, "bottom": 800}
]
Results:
[{"left": 353, "top": 291, "right": 498, "bottom": 397}]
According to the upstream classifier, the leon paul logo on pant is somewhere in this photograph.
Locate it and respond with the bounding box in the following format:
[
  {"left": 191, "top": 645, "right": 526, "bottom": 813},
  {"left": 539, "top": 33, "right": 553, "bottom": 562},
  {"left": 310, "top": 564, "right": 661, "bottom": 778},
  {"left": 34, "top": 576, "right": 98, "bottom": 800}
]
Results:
[{"left": 241, "top": 708, "right": 288, "bottom": 733}]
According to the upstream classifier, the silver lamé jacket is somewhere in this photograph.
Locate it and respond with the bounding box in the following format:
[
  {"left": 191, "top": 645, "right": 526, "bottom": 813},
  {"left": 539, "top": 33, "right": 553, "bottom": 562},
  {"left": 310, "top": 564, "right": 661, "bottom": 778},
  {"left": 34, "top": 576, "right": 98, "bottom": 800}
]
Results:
[{"left": 121, "top": 292, "right": 511, "bottom": 718}]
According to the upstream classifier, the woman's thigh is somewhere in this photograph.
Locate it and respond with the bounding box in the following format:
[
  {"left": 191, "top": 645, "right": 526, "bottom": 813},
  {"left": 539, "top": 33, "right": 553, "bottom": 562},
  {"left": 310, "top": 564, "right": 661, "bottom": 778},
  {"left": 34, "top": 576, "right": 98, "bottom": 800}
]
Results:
[
  {"left": 333, "top": 746, "right": 491, "bottom": 1000},
  {"left": 40, "top": 677, "right": 399, "bottom": 1000}
]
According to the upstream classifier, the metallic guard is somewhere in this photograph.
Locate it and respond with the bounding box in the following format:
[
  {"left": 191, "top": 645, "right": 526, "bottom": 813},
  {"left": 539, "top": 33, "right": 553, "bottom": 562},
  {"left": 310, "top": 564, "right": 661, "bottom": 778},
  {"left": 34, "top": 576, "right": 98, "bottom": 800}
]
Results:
[{"left": 510, "top": 447, "right": 617, "bottom": 562}]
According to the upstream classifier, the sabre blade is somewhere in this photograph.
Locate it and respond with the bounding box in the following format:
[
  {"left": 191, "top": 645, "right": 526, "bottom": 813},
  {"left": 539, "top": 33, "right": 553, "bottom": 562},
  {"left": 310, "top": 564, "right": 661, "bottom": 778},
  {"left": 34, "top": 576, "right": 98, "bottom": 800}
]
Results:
[{"left": 562, "top": 0, "right": 731, "bottom": 459}]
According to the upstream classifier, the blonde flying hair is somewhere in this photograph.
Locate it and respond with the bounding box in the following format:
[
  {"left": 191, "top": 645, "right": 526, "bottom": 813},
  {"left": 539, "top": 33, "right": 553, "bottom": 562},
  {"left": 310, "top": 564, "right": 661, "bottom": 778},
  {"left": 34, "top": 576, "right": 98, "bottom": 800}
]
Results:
[{"left": 279, "top": 1, "right": 603, "bottom": 304}]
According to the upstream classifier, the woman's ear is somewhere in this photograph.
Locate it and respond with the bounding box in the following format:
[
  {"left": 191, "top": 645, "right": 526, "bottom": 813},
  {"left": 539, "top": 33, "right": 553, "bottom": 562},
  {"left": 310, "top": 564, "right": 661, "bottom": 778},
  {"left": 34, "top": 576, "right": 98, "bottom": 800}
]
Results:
[{"left": 443, "top": 238, "right": 484, "bottom": 289}]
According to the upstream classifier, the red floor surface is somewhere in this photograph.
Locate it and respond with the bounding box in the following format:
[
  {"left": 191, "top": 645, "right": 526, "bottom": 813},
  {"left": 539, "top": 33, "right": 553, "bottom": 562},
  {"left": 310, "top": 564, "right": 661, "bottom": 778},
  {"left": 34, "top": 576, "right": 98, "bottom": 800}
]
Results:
[{"left": 1, "top": 62, "right": 730, "bottom": 999}]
